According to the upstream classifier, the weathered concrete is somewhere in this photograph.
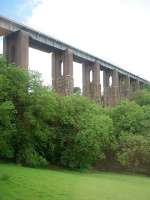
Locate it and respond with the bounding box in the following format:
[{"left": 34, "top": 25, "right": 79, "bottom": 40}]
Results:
[
  {"left": 111, "top": 70, "right": 119, "bottom": 106},
  {"left": 3, "top": 30, "right": 29, "bottom": 69},
  {"left": 0, "top": 15, "right": 149, "bottom": 85},
  {"left": 103, "top": 70, "right": 111, "bottom": 106},
  {"left": 139, "top": 82, "right": 145, "bottom": 89},
  {"left": 82, "top": 62, "right": 101, "bottom": 103},
  {"left": 124, "top": 76, "right": 131, "bottom": 98},
  {"left": 119, "top": 74, "right": 131, "bottom": 99},
  {"left": 0, "top": 15, "right": 149, "bottom": 106},
  {"left": 130, "top": 78, "right": 137, "bottom": 94},
  {"left": 52, "top": 49, "right": 73, "bottom": 95},
  {"left": 136, "top": 80, "right": 140, "bottom": 90},
  {"left": 119, "top": 74, "right": 124, "bottom": 99}
]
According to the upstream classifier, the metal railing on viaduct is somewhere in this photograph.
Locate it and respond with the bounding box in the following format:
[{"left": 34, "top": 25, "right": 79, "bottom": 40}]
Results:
[{"left": 0, "top": 15, "right": 149, "bottom": 106}]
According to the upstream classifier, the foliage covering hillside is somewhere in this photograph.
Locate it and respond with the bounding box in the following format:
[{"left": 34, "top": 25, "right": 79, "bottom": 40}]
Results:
[{"left": 0, "top": 58, "right": 150, "bottom": 173}]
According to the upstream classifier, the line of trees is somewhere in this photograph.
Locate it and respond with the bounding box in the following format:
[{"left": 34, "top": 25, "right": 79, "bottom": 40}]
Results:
[{"left": 0, "top": 57, "right": 150, "bottom": 174}]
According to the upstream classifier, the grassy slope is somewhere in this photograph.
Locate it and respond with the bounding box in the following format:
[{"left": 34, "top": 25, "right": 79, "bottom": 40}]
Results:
[{"left": 0, "top": 164, "right": 150, "bottom": 200}]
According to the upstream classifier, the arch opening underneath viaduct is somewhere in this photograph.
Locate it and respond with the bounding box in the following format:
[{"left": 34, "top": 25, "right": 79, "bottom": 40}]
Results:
[
  {"left": 29, "top": 47, "right": 52, "bottom": 86},
  {"left": 73, "top": 62, "right": 82, "bottom": 94}
]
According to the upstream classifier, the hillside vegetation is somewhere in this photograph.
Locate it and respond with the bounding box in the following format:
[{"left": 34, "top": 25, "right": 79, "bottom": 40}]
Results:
[{"left": 0, "top": 57, "right": 150, "bottom": 174}]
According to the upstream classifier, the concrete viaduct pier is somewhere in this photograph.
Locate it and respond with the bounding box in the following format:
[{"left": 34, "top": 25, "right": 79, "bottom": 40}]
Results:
[{"left": 0, "top": 16, "right": 149, "bottom": 106}]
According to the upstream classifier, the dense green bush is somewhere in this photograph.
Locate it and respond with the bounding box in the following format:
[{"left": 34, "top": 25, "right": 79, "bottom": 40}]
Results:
[
  {"left": 0, "top": 57, "right": 150, "bottom": 173},
  {"left": 0, "top": 58, "right": 115, "bottom": 168},
  {"left": 111, "top": 101, "right": 145, "bottom": 136},
  {"left": 17, "top": 144, "right": 48, "bottom": 168},
  {"left": 54, "top": 96, "right": 114, "bottom": 168},
  {"left": 132, "top": 89, "right": 150, "bottom": 106},
  {"left": 117, "top": 134, "right": 150, "bottom": 173},
  {"left": 141, "top": 105, "right": 150, "bottom": 135},
  {"left": 0, "top": 101, "right": 16, "bottom": 159}
]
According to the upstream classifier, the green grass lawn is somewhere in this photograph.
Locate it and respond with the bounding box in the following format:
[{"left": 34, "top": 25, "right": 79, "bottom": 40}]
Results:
[{"left": 0, "top": 163, "right": 150, "bottom": 200}]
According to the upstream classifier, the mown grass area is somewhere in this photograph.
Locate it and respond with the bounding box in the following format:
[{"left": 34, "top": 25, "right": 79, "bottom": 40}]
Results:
[{"left": 0, "top": 163, "right": 150, "bottom": 200}]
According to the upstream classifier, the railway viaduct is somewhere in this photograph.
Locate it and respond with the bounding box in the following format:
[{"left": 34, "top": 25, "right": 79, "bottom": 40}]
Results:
[{"left": 0, "top": 16, "right": 149, "bottom": 106}]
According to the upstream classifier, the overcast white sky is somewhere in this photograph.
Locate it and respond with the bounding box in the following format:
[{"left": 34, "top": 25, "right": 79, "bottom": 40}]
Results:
[{"left": 1, "top": 0, "right": 150, "bottom": 88}]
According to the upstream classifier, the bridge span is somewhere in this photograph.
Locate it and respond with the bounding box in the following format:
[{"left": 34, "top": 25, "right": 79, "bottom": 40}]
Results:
[{"left": 0, "top": 15, "right": 149, "bottom": 105}]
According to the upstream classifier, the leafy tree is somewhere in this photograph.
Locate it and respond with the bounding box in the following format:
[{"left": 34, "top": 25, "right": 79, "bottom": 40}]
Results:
[
  {"left": 53, "top": 96, "right": 114, "bottom": 168},
  {"left": 132, "top": 89, "right": 150, "bottom": 106},
  {"left": 111, "top": 100, "right": 145, "bottom": 136},
  {"left": 1, "top": 56, "right": 150, "bottom": 173},
  {"left": 0, "top": 58, "right": 49, "bottom": 166},
  {"left": 73, "top": 87, "right": 81, "bottom": 95},
  {"left": 141, "top": 105, "right": 150, "bottom": 135},
  {"left": 117, "top": 134, "right": 150, "bottom": 173},
  {"left": 0, "top": 101, "right": 16, "bottom": 159}
]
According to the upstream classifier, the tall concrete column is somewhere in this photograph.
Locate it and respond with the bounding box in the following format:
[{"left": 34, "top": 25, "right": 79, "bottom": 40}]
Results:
[
  {"left": 3, "top": 30, "right": 29, "bottom": 69},
  {"left": 103, "top": 70, "right": 110, "bottom": 106},
  {"left": 130, "top": 79, "right": 137, "bottom": 94},
  {"left": 52, "top": 49, "right": 73, "bottom": 96},
  {"left": 111, "top": 69, "right": 119, "bottom": 106},
  {"left": 139, "top": 82, "right": 144, "bottom": 89},
  {"left": 92, "top": 62, "right": 101, "bottom": 103},
  {"left": 63, "top": 49, "right": 74, "bottom": 95},
  {"left": 82, "top": 62, "right": 90, "bottom": 97},
  {"left": 119, "top": 75, "right": 131, "bottom": 99},
  {"left": 52, "top": 51, "right": 63, "bottom": 95},
  {"left": 119, "top": 74, "right": 124, "bottom": 99},
  {"left": 124, "top": 76, "right": 131, "bottom": 98},
  {"left": 82, "top": 62, "right": 101, "bottom": 103},
  {"left": 135, "top": 80, "right": 140, "bottom": 90}
]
